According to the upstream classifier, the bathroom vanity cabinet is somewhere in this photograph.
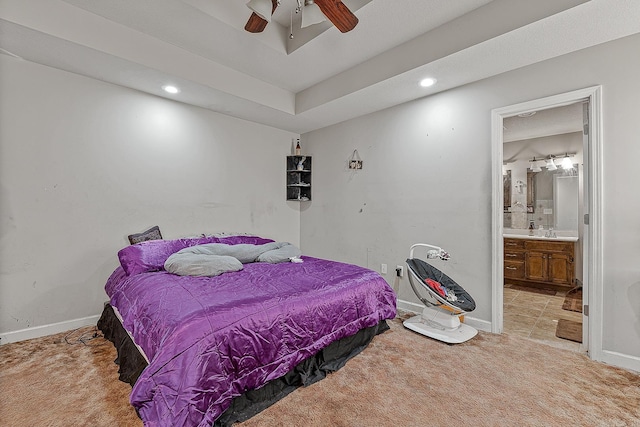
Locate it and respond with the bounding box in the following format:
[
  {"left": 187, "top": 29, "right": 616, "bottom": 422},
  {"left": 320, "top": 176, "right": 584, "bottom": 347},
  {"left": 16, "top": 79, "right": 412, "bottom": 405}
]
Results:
[{"left": 504, "top": 238, "right": 575, "bottom": 290}]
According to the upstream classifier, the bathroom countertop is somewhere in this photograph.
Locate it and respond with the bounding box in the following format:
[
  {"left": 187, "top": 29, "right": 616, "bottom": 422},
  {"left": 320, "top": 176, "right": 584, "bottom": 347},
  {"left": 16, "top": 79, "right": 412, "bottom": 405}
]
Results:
[
  {"left": 503, "top": 233, "right": 578, "bottom": 242},
  {"left": 503, "top": 229, "right": 578, "bottom": 242}
]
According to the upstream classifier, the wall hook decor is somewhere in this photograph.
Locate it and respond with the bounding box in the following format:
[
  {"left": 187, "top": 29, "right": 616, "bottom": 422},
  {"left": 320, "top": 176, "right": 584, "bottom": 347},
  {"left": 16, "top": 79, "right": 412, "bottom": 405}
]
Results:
[
  {"left": 514, "top": 179, "right": 525, "bottom": 194},
  {"left": 348, "top": 149, "right": 363, "bottom": 170}
]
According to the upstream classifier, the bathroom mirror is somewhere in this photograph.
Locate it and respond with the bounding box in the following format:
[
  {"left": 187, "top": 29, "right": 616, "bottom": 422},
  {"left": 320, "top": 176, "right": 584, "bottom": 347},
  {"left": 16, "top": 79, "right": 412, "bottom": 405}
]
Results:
[{"left": 529, "top": 167, "right": 579, "bottom": 230}]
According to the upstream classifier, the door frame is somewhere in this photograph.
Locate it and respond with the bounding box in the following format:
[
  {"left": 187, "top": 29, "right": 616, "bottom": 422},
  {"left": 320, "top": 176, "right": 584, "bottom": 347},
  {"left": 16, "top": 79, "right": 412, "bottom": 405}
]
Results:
[{"left": 490, "top": 86, "right": 603, "bottom": 361}]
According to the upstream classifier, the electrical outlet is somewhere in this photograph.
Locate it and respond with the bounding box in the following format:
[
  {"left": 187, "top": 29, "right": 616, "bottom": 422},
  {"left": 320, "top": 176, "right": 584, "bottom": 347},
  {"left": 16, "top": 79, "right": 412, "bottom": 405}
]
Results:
[
  {"left": 381, "top": 264, "right": 387, "bottom": 274},
  {"left": 396, "top": 265, "right": 404, "bottom": 277}
]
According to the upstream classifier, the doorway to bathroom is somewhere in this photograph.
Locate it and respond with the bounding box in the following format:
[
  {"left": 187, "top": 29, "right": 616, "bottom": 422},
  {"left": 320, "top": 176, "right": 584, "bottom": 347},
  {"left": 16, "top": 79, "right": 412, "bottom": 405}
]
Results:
[
  {"left": 491, "top": 87, "right": 604, "bottom": 361},
  {"left": 502, "top": 103, "right": 583, "bottom": 352}
]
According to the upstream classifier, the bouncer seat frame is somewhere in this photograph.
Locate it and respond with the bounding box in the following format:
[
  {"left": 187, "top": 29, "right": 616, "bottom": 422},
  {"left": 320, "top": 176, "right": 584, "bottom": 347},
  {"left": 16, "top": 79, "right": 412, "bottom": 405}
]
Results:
[{"left": 403, "top": 243, "right": 477, "bottom": 344}]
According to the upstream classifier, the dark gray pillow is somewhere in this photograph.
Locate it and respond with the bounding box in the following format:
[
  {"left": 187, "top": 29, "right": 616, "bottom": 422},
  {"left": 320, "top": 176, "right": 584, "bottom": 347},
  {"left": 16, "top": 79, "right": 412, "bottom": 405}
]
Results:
[{"left": 128, "top": 226, "right": 162, "bottom": 245}]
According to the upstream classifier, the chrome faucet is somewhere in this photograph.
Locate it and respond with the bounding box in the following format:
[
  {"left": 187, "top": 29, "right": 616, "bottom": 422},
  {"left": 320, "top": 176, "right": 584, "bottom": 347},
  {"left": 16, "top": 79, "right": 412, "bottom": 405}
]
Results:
[{"left": 545, "top": 227, "right": 557, "bottom": 238}]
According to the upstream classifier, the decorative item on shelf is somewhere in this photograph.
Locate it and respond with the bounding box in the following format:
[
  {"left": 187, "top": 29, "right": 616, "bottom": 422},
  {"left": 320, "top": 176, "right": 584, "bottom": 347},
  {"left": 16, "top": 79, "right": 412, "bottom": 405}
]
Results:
[
  {"left": 348, "top": 149, "right": 363, "bottom": 170},
  {"left": 297, "top": 156, "right": 306, "bottom": 171},
  {"left": 295, "top": 138, "right": 301, "bottom": 155}
]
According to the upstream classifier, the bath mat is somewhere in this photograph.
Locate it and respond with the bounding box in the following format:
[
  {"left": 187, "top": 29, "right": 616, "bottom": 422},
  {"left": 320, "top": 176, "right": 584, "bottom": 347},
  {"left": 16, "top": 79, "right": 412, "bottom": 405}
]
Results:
[
  {"left": 562, "top": 286, "right": 582, "bottom": 313},
  {"left": 556, "top": 319, "right": 582, "bottom": 343}
]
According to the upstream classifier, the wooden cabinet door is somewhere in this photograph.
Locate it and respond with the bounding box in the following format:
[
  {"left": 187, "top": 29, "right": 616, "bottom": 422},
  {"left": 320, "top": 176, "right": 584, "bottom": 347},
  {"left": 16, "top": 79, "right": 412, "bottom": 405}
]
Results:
[
  {"left": 548, "top": 253, "right": 574, "bottom": 286},
  {"left": 526, "top": 252, "right": 548, "bottom": 282}
]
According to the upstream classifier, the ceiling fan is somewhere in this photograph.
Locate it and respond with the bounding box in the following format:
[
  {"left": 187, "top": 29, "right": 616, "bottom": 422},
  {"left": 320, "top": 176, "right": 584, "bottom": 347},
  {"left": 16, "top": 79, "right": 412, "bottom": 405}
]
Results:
[{"left": 245, "top": 0, "right": 359, "bottom": 34}]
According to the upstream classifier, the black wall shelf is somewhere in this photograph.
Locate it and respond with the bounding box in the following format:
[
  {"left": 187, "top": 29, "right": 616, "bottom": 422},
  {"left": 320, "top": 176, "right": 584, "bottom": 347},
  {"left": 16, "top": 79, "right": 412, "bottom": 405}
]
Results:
[{"left": 286, "top": 156, "right": 311, "bottom": 201}]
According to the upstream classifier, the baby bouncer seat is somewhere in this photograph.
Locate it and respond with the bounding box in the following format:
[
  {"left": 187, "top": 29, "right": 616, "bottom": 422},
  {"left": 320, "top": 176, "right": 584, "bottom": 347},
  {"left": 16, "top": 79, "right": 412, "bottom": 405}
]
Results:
[{"left": 404, "top": 243, "right": 477, "bottom": 343}]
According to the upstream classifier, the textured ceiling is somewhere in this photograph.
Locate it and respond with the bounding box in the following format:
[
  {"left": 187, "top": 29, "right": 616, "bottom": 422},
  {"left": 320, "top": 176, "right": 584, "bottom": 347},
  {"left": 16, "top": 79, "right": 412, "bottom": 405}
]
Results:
[{"left": 1, "top": 0, "right": 640, "bottom": 133}]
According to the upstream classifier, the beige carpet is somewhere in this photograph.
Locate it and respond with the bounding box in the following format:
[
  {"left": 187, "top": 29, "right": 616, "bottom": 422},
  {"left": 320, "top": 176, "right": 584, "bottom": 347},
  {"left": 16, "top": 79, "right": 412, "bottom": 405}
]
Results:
[
  {"left": 0, "top": 328, "right": 141, "bottom": 427},
  {"left": 1, "top": 318, "right": 639, "bottom": 427}
]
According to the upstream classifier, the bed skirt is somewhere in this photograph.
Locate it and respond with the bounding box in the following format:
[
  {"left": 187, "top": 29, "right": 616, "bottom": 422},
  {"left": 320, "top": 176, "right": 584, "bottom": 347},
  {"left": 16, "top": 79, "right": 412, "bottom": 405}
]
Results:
[{"left": 97, "top": 303, "right": 389, "bottom": 426}]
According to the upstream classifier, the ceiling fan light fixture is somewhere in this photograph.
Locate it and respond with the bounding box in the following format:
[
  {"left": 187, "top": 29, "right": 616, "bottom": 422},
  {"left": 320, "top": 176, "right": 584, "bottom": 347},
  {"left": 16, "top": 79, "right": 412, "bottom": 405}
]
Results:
[
  {"left": 246, "top": 0, "right": 273, "bottom": 22},
  {"left": 301, "top": 0, "right": 326, "bottom": 28}
]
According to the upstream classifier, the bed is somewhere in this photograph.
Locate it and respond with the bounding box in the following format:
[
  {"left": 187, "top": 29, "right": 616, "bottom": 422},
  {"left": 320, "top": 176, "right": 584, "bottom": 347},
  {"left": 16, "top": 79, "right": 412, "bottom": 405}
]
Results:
[{"left": 97, "top": 234, "right": 397, "bottom": 426}]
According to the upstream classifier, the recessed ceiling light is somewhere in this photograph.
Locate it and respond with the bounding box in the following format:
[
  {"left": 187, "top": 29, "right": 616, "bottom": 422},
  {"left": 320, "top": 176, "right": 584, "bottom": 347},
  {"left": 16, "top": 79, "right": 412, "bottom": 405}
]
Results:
[
  {"left": 419, "top": 78, "right": 437, "bottom": 88},
  {"left": 162, "top": 85, "right": 180, "bottom": 94}
]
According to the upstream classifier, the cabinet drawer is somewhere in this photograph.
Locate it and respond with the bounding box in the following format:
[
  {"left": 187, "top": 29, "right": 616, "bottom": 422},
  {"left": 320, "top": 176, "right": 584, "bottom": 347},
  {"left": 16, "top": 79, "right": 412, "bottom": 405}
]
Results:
[
  {"left": 524, "top": 240, "right": 574, "bottom": 254},
  {"left": 504, "top": 239, "right": 525, "bottom": 249},
  {"left": 504, "top": 251, "right": 525, "bottom": 261},
  {"left": 504, "top": 261, "right": 525, "bottom": 279}
]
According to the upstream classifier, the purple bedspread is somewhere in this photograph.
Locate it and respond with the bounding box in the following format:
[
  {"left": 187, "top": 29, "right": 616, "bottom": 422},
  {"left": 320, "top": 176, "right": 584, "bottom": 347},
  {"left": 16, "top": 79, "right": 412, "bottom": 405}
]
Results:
[{"left": 106, "top": 240, "right": 396, "bottom": 427}]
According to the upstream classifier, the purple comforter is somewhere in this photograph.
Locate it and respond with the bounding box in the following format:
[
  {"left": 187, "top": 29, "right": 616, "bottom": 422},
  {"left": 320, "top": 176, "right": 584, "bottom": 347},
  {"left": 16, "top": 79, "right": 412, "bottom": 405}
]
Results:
[{"left": 106, "top": 237, "right": 396, "bottom": 427}]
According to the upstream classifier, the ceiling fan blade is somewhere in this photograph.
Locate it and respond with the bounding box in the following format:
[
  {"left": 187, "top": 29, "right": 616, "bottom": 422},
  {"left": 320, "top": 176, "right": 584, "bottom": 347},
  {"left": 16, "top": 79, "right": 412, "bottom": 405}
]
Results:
[
  {"left": 314, "top": 0, "right": 358, "bottom": 33},
  {"left": 244, "top": 0, "right": 279, "bottom": 33},
  {"left": 245, "top": 13, "right": 269, "bottom": 33}
]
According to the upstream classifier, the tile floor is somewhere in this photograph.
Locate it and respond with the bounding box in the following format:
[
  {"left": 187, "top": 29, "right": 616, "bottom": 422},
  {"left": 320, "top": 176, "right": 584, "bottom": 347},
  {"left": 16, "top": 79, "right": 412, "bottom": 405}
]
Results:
[{"left": 503, "top": 284, "right": 584, "bottom": 353}]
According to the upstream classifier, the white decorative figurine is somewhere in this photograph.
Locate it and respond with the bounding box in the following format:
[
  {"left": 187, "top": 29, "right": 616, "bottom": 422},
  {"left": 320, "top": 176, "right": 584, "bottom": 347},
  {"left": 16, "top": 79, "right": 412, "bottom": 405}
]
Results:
[{"left": 297, "top": 156, "right": 306, "bottom": 171}]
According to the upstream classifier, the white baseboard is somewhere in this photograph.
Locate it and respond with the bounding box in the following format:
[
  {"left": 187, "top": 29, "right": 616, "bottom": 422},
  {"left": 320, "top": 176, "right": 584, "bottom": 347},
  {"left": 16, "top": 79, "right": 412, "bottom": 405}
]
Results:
[
  {"left": 396, "top": 299, "right": 492, "bottom": 332},
  {"left": 0, "top": 314, "right": 101, "bottom": 345},
  {"left": 460, "top": 316, "right": 492, "bottom": 333},
  {"left": 601, "top": 349, "right": 640, "bottom": 374},
  {"left": 396, "top": 298, "right": 427, "bottom": 314}
]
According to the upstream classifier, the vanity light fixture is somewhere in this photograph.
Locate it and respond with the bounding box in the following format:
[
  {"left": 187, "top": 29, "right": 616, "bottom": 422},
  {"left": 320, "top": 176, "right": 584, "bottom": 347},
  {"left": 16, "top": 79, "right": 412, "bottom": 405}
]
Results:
[
  {"left": 162, "top": 85, "right": 180, "bottom": 94},
  {"left": 420, "top": 78, "right": 437, "bottom": 87},
  {"left": 529, "top": 157, "right": 542, "bottom": 172},
  {"left": 545, "top": 156, "right": 557, "bottom": 171},
  {"left": 561, "top": 153, "right": 574, "bottom": 169}
]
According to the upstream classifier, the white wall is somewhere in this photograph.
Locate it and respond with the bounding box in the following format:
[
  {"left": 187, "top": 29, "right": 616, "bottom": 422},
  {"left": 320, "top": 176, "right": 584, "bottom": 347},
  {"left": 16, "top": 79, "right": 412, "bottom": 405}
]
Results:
[
  {"left": 0, "top": 55, "right": 299, "bottom": 337},
  {"left": 301, "top": 33, "right": 640, "bottom": 361}
]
